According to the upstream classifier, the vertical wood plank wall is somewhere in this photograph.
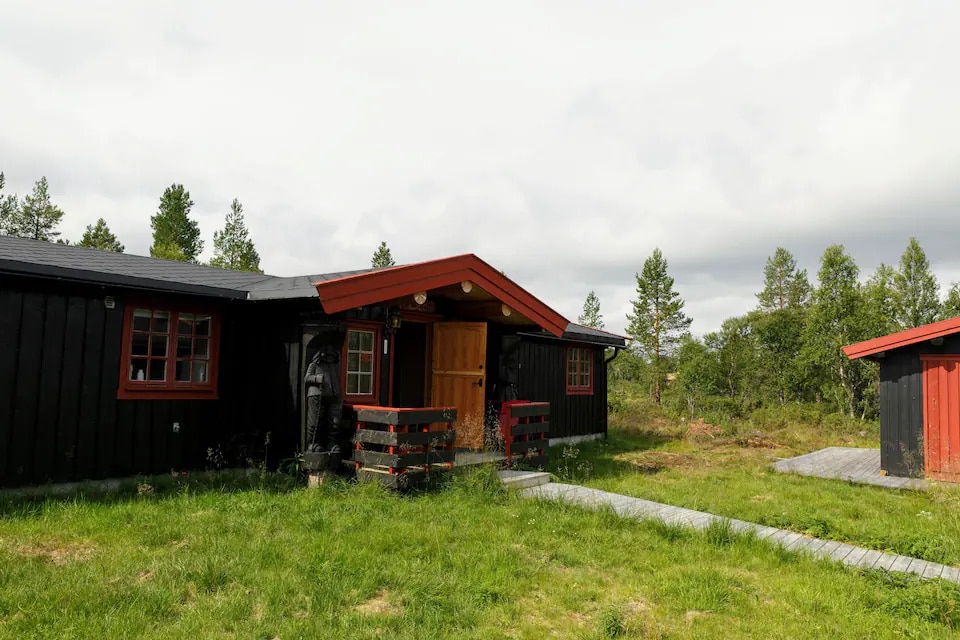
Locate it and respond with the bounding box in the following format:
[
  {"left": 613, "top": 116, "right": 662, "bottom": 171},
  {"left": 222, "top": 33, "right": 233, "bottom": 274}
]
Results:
[
  {"left": 0, "top": 279, "right": 299, "bottom": 488},
  {"left": 516, "top": 338, "right": 607, "bottom": 439}
]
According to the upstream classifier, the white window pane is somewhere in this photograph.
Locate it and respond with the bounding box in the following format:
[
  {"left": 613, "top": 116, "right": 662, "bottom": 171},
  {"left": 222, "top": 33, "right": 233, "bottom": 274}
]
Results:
[
  {"left": 149, "top": 359, "right": 166, "bottom": 381},
  {"left": 133, "top": 310, "right": 151, "bottom": 332},
  {"left": 348, "top": 331, "right": 359, "bottom": 350},
  {"left": 359, "top": 373, "right": 373, "bottom": 395},
  {"left": 360, "top": 331, "right": 374, "bottom": 352},
  {"left": 347, "top": 373, "right": 359, "bottom": 395},
  {"left": 192, "top": 360, "right": 208, "bottom": 383}
]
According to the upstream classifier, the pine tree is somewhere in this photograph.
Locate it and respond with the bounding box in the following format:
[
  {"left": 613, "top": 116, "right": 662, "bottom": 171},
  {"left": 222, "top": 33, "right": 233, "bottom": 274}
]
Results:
[
  {"left": 14, "top": 176, "right": 64, "bottom": 241},
  {"left": 77, "top": 218, "right": 124, "bottom": 252},
  {"left": 209, "top": 199, "right": 262, "bottom": 272},
  {"left": 578, "top": 290, "right": 604, "bottom": 329},
  {"left": 0, "top": 172, "right": 19, "bottom": 235},
  {"left": 893, "top": 237, "right": 940, "bottom": 329},
  {"left": 626, "top": 248, "right": 692, "bottom": 405},
  {"left": 757, "top": 247, "right": 810, "bottom": 311},
  {"left": 801, "top": 245, "right": 872, "bottom": 416},
  {"left": 371, "top": 241, "right": 395, "bottom": 268},
  {"left": 150, "top": 184, "right": 202, "bottom": 263},
  {"left": 944, "top": 283, "right": 960, "bottom": 319}
]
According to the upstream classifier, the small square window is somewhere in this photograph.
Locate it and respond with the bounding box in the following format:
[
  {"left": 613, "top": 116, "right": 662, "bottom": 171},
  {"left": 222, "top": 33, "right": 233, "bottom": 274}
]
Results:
[
  {"left": 343, "top": 326, "right": 380, "bottom": 401},
  {"left": 566, "top": 347, "right": 593, "bottom": 395}
]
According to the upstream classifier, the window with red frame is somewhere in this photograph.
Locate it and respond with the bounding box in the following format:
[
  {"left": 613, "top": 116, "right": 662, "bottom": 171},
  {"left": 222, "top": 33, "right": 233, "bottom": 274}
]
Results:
[
  {"left": 119, "top": 305, "right": 219, "bottom": 400},
  {"left": 343, "top": 325, "right": 380, "bottom": 400},
  {"left": 566, "top": 347, "right": 593, "bottom": 394}
]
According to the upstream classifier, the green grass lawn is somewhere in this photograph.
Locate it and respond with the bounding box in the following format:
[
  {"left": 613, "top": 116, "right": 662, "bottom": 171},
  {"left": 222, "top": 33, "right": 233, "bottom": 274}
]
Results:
[
  {"left": 2, "top": 466, "right": 960, "bottom": 639},
  {"left": 562, "top": 415, "right": 960, "bottom": 569}
]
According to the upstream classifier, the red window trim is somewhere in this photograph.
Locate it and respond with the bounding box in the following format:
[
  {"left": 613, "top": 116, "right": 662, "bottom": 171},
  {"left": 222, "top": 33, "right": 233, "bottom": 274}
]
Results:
[
  {"left": 117, "top": 303, "right": 221, "bottom": 401},
  {"left": 566, "top": 346, "right": 594, "bottom": 395},
  {"left": 341, "top": 321, "right": 382, "bottom": 405}
]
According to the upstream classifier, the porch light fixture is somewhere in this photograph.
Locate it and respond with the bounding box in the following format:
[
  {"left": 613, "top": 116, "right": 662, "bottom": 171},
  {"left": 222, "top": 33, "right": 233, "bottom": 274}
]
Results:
[
  {"left": 460, "top": 280, "right": 473, "bottom": 294},
  {"left": 501, "top": 304, "right": 512, "bottom": 317},
  {"left": 387, "top": 308, "right": 401, "bottom": 330},
  {"left": 413, "top": 291, "right": 428, "bottom": 305}
]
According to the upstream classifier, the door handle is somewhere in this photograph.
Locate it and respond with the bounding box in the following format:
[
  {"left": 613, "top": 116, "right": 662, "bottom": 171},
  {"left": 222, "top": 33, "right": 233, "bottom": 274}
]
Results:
[{"left": 475, "top": 378, "right": 483, "bottom": 388}]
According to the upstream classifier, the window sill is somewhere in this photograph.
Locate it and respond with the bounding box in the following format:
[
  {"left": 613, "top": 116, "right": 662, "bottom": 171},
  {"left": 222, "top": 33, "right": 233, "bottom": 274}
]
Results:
[
  {"left": 118, "top": 386, "right": 219, "bottom": 401},
  {"left": 565, "top": 389, "right": 594, "bottom": 396}
]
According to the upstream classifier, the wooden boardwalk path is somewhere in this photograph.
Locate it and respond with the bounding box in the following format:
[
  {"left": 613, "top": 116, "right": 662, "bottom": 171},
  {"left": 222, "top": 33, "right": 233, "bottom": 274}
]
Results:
[
  {"left": 522, "top": 482, "right": 959, "bottom": 583},
  {"left": 772, "top": 447, "right": 928, "bottom": 491}
]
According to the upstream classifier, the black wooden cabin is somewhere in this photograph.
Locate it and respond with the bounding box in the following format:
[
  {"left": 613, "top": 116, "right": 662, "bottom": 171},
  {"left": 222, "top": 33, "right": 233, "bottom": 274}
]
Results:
[
  {"left": 0, "top": 236, "right": 624, "bottom": 488},
  {"left": 845, "top": 319, "right": 960, "bottom": 482}
]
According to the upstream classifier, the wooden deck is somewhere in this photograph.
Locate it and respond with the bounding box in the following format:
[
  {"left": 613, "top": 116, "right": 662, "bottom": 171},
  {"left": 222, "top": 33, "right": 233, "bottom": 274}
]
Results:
[{"left": 772, "top": 447, "right": 928, "bottom": 491}]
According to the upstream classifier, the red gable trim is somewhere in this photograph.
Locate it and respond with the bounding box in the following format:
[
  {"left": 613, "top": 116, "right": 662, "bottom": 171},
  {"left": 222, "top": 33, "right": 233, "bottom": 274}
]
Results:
[
  {"left": 313, "top": 254, "right": 569, "bottom": 337},
  {"left": 843, "top": 316, "right": 960, "bottom": 360}
]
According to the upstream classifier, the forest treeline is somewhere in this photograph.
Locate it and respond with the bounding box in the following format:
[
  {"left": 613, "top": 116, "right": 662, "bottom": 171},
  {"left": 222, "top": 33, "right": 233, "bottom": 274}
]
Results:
[
  {"left": 1, "top": 171, "right": 399, "bottom": 273},
  {"left": 0, "top": 172, "right": 262, "bottom": 272},
  {"left": 580, "top": 240, "right": 960, "bottom": 422}
]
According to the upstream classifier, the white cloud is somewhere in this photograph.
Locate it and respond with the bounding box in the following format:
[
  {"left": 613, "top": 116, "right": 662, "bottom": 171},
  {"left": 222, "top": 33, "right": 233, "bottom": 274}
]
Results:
[{"left": 1, "top": 0, "right": 959, "bottom": 336}]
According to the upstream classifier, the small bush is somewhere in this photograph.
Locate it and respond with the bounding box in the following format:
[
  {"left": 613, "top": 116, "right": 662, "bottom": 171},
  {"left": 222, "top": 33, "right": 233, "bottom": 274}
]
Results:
[
  {"left": 704, "top": 519, "right": 735, "bottom": 547},
  {"left": 597, "top": 605, "right": 626, "bottom": 638}
]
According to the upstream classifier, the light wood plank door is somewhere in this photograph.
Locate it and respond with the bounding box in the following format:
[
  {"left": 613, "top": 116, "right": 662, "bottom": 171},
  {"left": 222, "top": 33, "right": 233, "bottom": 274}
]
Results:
[{"left": 431, "top": 322, "right": 487, "bottom": 449}]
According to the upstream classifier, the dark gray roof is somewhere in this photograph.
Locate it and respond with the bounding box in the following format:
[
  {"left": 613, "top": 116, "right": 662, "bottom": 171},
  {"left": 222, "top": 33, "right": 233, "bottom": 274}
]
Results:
[
  {"left": 245, "top": 270, "right": 374, "bottom": 300},
  {"left": 0, "top": 234, "right": 372, "bottom": 300},
  {"left": 562, "top": 323, "right": 627, "bottom": 347},
  {"left": 518, "top": 323, "right": 627, "bottom": 347}
]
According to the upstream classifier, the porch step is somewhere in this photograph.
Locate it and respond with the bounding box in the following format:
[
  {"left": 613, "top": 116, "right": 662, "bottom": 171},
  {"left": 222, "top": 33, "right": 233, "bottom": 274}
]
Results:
[{"left": 498, "top": 470, "right": 551, "bottom": 490}]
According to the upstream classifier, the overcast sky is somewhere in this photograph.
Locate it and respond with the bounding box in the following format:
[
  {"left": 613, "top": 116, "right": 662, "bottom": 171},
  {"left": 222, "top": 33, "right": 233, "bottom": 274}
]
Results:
[{"left": 2, "top": 1, "right": 959, "bottom": 336}]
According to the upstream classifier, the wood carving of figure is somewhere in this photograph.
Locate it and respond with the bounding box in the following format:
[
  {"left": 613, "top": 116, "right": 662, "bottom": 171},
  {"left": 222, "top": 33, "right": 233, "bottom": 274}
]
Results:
[{"left": 304, "top": 340, "right": 343, "bottom": 453}]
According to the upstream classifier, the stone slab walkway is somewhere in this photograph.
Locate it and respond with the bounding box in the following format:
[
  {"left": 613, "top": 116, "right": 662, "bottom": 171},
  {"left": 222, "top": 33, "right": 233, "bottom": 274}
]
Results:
[
  {"left": 772, "top": 447, "right": 928, "bottom": 491},
  {"left": 522, "top": 482, "right": 959, "bottom": 583}
]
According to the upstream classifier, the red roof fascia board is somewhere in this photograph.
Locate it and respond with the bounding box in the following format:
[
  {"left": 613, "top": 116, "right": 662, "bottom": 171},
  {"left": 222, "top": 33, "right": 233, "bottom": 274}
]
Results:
[
  {"left": 843, "top": 316, "right": 960, "bottom": 360},
  {"left": 313, "top": 254, "right": 570, "bottom": 337}
]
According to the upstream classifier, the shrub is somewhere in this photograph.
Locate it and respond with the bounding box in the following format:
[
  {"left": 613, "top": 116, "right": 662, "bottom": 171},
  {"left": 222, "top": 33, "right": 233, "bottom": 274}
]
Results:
[{"left": 597, "top": 605, "right": 626, "bottom": 638}]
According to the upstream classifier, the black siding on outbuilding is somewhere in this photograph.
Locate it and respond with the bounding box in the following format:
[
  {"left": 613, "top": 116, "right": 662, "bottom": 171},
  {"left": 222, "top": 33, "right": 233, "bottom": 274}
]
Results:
[
  {"left": 0, "top": 276, "right": 303, "bottom": 488},
  {"left": 516, "top": 337, "right": 607, "bottom": 439},
  {"left": 877, "top": 334, "right": 960, "bottom": 478}
]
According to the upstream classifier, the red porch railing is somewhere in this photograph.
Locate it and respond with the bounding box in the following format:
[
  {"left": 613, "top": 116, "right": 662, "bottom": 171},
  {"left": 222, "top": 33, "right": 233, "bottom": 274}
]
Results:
[
  {"left": 350, "top": 406, "right": 457, "bottom": 490},
  {"left": 498, "top": 401, "right": 550, "bottom": 469}
]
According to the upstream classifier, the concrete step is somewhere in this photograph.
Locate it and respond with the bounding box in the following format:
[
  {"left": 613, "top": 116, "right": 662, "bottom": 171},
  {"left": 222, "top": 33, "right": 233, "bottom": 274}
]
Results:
[{"left": 499, "top": 470, "right": 551, "bottom": 490}]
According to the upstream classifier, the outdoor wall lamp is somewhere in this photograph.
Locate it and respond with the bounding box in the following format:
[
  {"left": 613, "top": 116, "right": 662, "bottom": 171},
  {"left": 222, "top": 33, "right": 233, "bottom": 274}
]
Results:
[
  {"left": 387, "top": 308, "right": 401, "bottom": 330},
  {"left": 413, "top": 291, "right": 428, "bottom": 305},
  {"left": 460, "top": 280, "right": 473, "bottom": 294},
  {"left": 501, "top": 304, "right": 512, "bottom": 317}
]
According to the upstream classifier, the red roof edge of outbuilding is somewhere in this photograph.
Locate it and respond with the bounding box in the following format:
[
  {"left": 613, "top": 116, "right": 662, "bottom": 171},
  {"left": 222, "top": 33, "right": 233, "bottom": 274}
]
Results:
[
  {"left": 843, "top": 316, "right": 960, "bottom": 360},
  {"left": 312, "top": 254, "right": 570, "bottom": 337}
]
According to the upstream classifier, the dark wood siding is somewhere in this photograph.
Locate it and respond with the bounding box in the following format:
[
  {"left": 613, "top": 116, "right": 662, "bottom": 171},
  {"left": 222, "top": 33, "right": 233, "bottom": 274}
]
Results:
[
  {"left": 879, "top": 348, "right": 924, "bottom": 477},
  {"left": 516, "top": 337, "right": 607, "bottom": 439},
  {"left": 0, "top": 276, "right": 303, "bottom": 488}
]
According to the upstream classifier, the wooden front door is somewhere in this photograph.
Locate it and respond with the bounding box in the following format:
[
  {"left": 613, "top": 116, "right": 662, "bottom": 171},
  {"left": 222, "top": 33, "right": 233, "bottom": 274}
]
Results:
[
  {"left": 431, "top": 322, "right": 487, "bottom": 449},
  {"left": 922, "top": 356, "right": 960, "bottom": 482}
]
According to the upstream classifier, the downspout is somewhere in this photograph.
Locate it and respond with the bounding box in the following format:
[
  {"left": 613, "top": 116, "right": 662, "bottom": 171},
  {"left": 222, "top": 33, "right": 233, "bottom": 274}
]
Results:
[
  {"left": 603, "top": 347, "right": 621, "bottom": 439},
  {"left": 604, "top": 347, "right": 621, "bottom": 365}
]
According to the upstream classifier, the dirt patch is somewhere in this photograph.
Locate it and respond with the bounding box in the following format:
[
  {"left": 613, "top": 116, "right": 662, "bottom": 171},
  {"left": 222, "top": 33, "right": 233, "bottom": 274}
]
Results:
[
  {"left": 685, "top": 610, "right": 711, "bottom": 624},
  {"left": 614, "top": 451, "right": 698, "bottom": 471},
  {"left": 354, "top": 589, "right": 403, "bottom": 616},
  {"left": 136, "top": 570, "right": 155, "bottom": 583},
  {"left": 685, "top": 419, "right": 724, "bottom": 441},
  {"left": 16, "top": 540, "right": 94, "bottom": 566}
]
